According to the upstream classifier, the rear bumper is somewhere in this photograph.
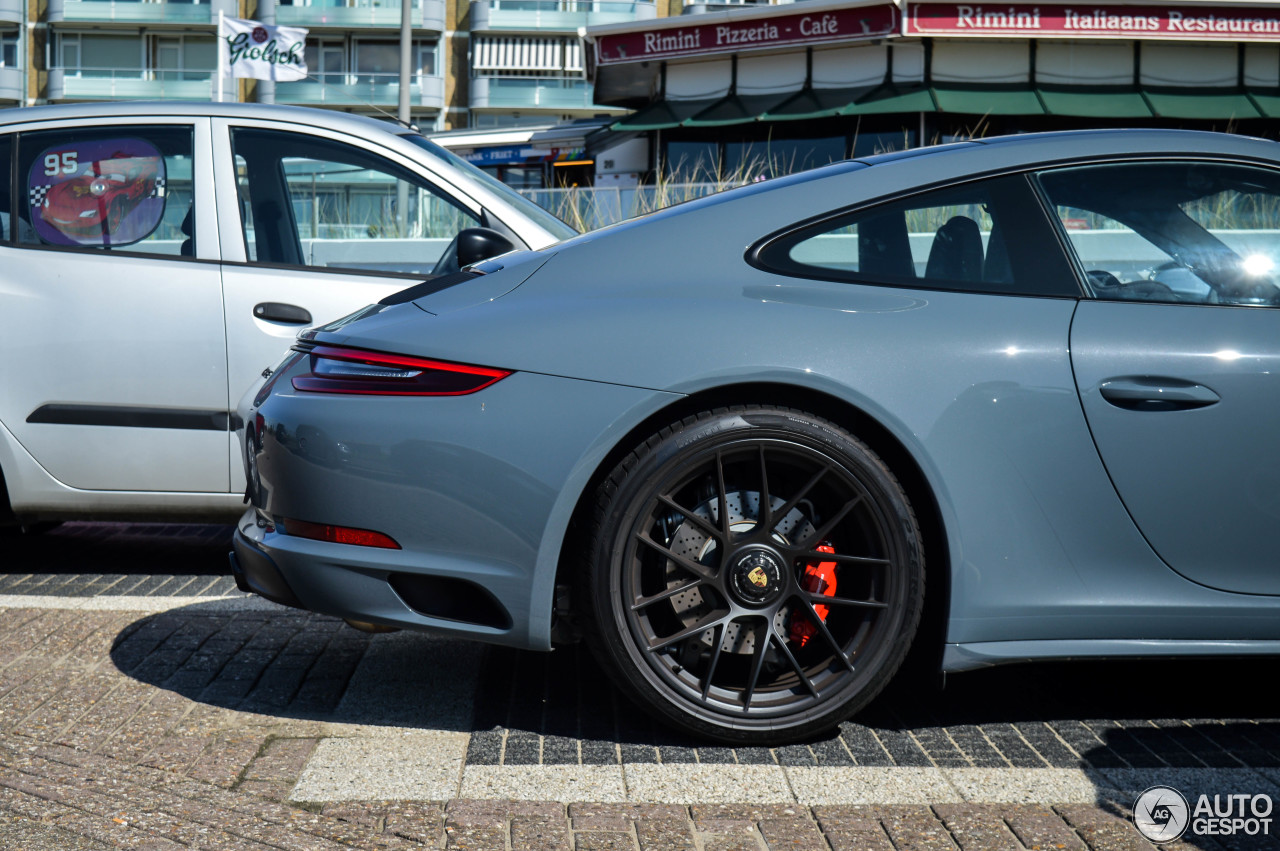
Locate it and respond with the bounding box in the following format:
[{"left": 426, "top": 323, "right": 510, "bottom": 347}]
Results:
[
  {"left": 229, "top": 527, "right": 303, "bottom": 609},
  {"left": 243, "top": 369, "right": 675, "bottom": 650}
]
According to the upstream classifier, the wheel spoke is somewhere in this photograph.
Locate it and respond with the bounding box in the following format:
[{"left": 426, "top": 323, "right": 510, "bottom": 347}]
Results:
[
  {"left": 656, "top": 495, "right": 724, "bottom": 543},
  {"left": 634, "top": 532, "right": 717, "bottom": 582},
  {"left": 796, "top": 596, "right": 856, "bottom": 673},
  {"left": 801, "top": 495, "right": 864, "bottom": 548},
  {"left": 647, "top": 611, "right": 730, "bottom": 652},
  {"left": 715, "top": 449, "right": 730, "bottom": 538},
  {"left": 767, "top": 463, "right": 831, "bottom": 536},
  {"left": 799, "top": 550, "right": 890, "bottom": 567},
  {"left": 701, "top": 622, "right": 726, "bottom": 701},
  {"left": 757, "top": 446, "right": 771, "bottom": 531},
  {"left": 771, "top": 630, "right": 820, "bottom": 698},
  {"left": 741, "top": 619, "right": 771, "bottom": 709},
  {"left": 631, "top": 578, "right": 703, "bottom": 611},
  {"left": 810, "top": 593, "right": 888, "bottom": 610}
]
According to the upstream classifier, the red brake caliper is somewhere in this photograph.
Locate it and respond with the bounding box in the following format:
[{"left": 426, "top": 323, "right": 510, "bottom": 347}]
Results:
[{"left": 789, "top": 542, "right": 838, "bottom": 647}]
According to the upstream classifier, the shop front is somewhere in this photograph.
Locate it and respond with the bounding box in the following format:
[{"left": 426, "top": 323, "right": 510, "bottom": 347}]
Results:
[{"left": 583, "top": 0, "right": 1280, "bottom": 178}]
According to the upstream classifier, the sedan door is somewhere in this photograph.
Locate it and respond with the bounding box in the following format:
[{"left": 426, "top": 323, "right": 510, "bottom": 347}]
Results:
[
  {"left": 1041, "top": 160, "right": 1280, "bottom": 595},
  {"left": 0, "top": 118, "right": 230, "bottom": 496},
  {"left": 209, "top": 118, "right": 494, "bottom": 490}
]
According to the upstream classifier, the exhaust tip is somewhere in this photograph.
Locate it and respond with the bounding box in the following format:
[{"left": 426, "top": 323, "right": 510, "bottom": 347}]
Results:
[{"left": 344, "top": 619, "right": 401, "bottom": 634}]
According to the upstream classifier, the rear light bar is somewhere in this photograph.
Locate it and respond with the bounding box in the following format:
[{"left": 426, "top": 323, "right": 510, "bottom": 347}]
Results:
[
  {"left": 283, "top": 518, "right": 401, "bottom": 549},
  {"left": 291, "top": 345, "right": 511, "bottom": 396}
]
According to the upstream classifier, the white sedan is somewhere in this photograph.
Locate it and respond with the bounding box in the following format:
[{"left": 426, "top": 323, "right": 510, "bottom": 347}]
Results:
[{"left": 0, "top": 102, "right": 573, "bottom": 527}]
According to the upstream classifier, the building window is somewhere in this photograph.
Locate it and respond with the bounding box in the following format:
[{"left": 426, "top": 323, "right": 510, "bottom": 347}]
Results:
[
  {"left": 306, "top": 39, "right": 437, "bottom": 86},
  {"left": 151, "top": 35, "right": 216, "bottom": 81},
  {"left": 55, "top": 33, "right": 214, "bottom": 80},
  {"left": 58, "top": 34, "right": 139, "bottom": 78},
  {"left": 1, "top": 32, "right": 18, "bottom": 69}
]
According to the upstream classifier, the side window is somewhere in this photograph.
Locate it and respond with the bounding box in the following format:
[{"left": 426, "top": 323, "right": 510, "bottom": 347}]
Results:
[
  {"left": 230, "top": 128, "right": 481, "bottom": 276},
  {"left": 0, "top": 135, "right": 11, "bottom": 243},
  {"left": 762, "top": 175, "right": 1078, "bottom": 297},
  {"left": 1037, "top": 162, "right": 1280, "bottom": 306},
  {"left": 234, "top": 154, "right": 258, "bottom": 262},
  {"left": 17, "top": 125, "right": 194, "bottom": 257}
]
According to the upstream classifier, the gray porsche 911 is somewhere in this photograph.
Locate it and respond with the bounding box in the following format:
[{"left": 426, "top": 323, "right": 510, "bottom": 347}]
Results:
[{"left": 233, "top": 129, "right": 1280, "bottom": 744}]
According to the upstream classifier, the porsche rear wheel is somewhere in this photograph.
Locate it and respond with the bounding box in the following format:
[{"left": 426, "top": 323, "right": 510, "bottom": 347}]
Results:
[{"left": 582, "top": 407, "right": 925, "bottom": 744}]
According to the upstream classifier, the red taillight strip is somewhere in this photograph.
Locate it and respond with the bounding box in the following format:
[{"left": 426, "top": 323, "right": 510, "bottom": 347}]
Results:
[
  {"left": 292, "top": 345, "right": 511, "bottom": 396},
  {"left": 283, "top": 518, "right": 401, "bottom": 549}
]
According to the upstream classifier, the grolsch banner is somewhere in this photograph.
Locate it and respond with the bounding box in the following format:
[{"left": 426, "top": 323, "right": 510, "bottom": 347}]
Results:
[{"left": 220, "top": 16, "right": 308, "bottom": 81}]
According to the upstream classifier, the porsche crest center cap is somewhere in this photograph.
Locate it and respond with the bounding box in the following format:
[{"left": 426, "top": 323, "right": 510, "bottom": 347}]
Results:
[{"left": 730, "top": 549, "right": 785, "bottom": 606}]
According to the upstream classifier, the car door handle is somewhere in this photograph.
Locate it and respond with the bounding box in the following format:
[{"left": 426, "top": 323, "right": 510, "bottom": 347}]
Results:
[
  {"left": 1098, "top": 377, "right": 1220, "bottom": 411},
  {"left": 253, "top": 302, "right": 312, "bottom": 324}
]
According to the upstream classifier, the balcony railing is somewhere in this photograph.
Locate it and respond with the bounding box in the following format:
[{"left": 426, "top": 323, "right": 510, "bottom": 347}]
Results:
[
  {"left": 47, "top": 0, "right": 237, "bottom": 24},
  {"left": 276, "top": 0, "right": 445, "bottom": 30},
  {"left": 471, "top": 0, "right": 655, "bottom": 30},
  {"left": 276, "top": 71, "right": 444, "bottom": 108},
  {"left": 48, "top": 67, "right": 214, "bottom": 100},
  {"left": 0, "top": 0, "right": 23, "bottom": 23},
  {"left": 0, "top": 67, "right": 21, "bottom": 102},
  {"left": 471, "top": 75, "right": 624, "bottom": 110},
  {"left": 679, "top": 0, "right": 792, "bottom": 11}
]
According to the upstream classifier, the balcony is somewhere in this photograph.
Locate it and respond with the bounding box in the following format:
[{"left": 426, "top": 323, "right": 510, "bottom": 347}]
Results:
[
  {"left": 470, "top": 75, "right": 621, "bottom": 111},
  {"left": 471, "top": 0, "right": 655, "bottom": 32},
  {"left": 680, "top": 0, "right": 792, "bottom": 12},
  {"left": 48, "top": 68, "right": 214, "bottom": 100},
  {"left": 276, "top": 72, "right": 444, "bottom": 108},
  {"left": 277, "top": 0, "right": 445, "bottom": 30},
  {"left": 0, "top": 0, "right": 22, "bottom": 24},
  {"left": 0, "top": 67, "right": 21, "bottom": 102},
  {"left": 47, "top": 0, "right": 236, "bottom": 24}
]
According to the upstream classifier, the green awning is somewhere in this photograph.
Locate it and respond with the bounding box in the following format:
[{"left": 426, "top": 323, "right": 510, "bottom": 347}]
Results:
[
  {"left": 929, "top": 85, "right": 1045, "bottom": 115},
  {"left": 841, "top": 85, "right": 936, "bottom": 115},
  {"left": 609, "top": 85, "right": 1272, "bottom": 131},
  {"left": 1142, "top": 88, "right": 1262, "bottom": 120},
  {"left": 610, "top": 98, "right": 719, "bottom": 131},
  {"left": 1037, "top": 86, "right": 1153, "bottom": 118},
  {"left": 1249, "top": 89, "right": 1280, "bottom": 118},
  {"left": 761, "top": 86, "right": 878, "bottom": 121},
  {"left": 683, "top": 93, "right": 794, "bottom": 127}
]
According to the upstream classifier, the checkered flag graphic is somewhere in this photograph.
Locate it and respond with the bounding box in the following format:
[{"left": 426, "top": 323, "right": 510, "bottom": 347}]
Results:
[
  {"left": 152, "top": 175, "right": 166, "bottom": 198},
  {"left": 29, "top": 185, "right": 51, "bottom": 208}
]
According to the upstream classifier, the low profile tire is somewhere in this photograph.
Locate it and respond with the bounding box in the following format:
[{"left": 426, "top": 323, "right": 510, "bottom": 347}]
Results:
[{"left": 581, "top": 407, "right": 925, "bottom": 744}]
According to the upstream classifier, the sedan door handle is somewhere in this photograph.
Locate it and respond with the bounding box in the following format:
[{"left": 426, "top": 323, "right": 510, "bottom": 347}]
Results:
[
  {"left": 1098, "top": 377, "right": 1220, "bottom": 411},
  {"left": 254, "top": 302, "right": 312, "bottom": 325}
]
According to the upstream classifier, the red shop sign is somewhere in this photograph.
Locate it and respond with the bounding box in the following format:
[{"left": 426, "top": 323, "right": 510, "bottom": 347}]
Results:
[
  {"left": 594, "top": 3, "right": 898, "bottom": 65},
  {"left": 905, "top": 2, "right": 1280, "bottom": 40}
]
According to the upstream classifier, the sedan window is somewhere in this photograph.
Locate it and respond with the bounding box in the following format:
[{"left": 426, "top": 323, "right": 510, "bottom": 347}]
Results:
[
  {"left": 231, "top": 128, "right": 481, "bottom": 277},
  {"left": 16, "top": 126, "right": 194, "bottom": 258},
  {"left": 1037, "top": 162, "right": 1280, "bottom": 306},
  {"left": 756, "top": 174, "right": 1079, "bottom": 298}
]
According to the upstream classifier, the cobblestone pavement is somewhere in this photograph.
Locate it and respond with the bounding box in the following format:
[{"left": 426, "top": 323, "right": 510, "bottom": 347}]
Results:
[{"left": 1, "top": 523, "right": 1278, "bottom": 849}]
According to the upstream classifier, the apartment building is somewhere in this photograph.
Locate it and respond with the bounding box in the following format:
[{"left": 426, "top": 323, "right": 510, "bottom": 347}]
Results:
[{"left": 8, "top": 0, "right": 681, "bottom": 129}]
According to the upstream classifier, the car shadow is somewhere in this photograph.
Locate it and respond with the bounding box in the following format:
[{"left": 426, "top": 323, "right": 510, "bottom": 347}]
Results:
[
  {"left": 2, "top": 521, "right": 234, "bottom": 575},
  {"left": 112, "top": 600, "right": 1280, "bottom": 756}
]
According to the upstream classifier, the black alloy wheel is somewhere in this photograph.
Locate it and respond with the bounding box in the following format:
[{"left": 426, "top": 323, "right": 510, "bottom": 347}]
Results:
[{"left": 583, "top": 407, "right": 925, "bottom": 744}]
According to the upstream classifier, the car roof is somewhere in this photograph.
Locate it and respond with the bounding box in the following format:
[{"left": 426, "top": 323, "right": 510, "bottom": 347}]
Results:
[
  {"left": 0, "top": 101, "right": 413, "bottom": 139},
  {"left": 857, "top": 127, "right": 1279, "bottom": 168}
]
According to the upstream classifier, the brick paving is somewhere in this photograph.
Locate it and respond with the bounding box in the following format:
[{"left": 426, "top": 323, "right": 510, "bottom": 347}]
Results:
[{"left": 1, "top": 524, "right": 1277, "bottom": 848}]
